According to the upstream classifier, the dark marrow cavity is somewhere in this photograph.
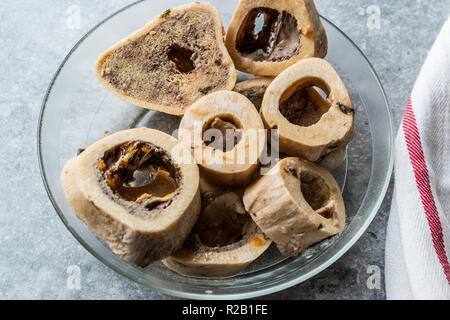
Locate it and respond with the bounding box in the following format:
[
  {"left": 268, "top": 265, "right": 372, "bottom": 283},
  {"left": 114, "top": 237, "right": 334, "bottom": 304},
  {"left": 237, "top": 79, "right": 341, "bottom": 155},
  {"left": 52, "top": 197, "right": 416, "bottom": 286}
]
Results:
[
  {"left": 279, "top": 80, "right": 331, "bottom": 127},
  {"left": 167, "top": 44, "right": 196, "bottom": 73},
  {"left": 300, "top": 171, "right": 334, "bottom": 219},
  {"left": 98, "top": 141, "right": 180, "bottom": 210},
  {"left": 203, "top": 115, "right": 242, "bottom": 152},
  {"left": 236, "top": 7, "right": 301, "bottom": 62},
  {"left": 191, "top": 192, "right": 255, "bottom": 250},
  {"left": 234, "top": 86, "right": 268, "bottom": 111}
]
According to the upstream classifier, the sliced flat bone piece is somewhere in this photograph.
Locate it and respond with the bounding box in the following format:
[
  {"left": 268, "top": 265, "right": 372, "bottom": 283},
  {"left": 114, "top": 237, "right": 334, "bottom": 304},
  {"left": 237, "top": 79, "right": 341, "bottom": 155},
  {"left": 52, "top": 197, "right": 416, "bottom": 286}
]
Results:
[{"left": 95, "top": 3, "right": 236, "bottom": 115}]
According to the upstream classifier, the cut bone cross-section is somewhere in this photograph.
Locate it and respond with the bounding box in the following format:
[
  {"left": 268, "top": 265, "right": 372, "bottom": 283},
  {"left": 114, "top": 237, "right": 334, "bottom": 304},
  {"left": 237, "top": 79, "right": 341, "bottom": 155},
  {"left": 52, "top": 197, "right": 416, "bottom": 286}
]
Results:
[
  {"left": 261, "top": 58, "right": 355, "bottom": 162},
  {"left": 61, "top": 128, "right": 201, "bottom": 266},
  {"left": 243, "top": 157, "right": 345, "bottom": 257},
  {"left": 317, "top": 145, "right": 347, "bottom": 172},
  {"left": 233, "top": 77, "right": 274, "bottom": 111},
  {"left": 226, "top": 0, "right": 327, "bottom": 76},
  {"left": 163, "top": 190, "right": 271, "bottom": 278},
  {"left": 95, "top": 3, "right": 236, "bottom": 115},
  {"left": 235, "top": 77, "right": 346, "bottom": 170},
  {"left": 179, "top": 91, "right": 266, "bottom": 187}
]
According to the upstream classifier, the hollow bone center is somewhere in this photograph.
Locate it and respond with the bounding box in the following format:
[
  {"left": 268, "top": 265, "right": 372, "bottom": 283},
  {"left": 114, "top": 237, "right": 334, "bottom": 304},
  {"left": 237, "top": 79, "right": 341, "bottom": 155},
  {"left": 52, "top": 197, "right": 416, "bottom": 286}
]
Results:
[{"left": 236, "top": 8, "right": 301, "bottom": 62}]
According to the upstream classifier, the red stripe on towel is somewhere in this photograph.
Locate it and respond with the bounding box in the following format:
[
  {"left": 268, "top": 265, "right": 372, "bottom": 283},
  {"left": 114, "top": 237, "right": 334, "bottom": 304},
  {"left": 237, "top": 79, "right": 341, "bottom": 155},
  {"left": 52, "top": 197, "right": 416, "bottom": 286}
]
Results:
[{"left": 403, "top": 98, "right": 450, "bottom": 284}]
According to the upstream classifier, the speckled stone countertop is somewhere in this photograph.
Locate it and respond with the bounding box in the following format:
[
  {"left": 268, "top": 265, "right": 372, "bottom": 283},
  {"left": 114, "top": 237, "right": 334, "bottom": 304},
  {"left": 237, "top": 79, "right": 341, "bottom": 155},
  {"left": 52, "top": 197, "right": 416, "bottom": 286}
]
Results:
[{"left": 1, "top": 0, "right": 449, "bottom": 300}]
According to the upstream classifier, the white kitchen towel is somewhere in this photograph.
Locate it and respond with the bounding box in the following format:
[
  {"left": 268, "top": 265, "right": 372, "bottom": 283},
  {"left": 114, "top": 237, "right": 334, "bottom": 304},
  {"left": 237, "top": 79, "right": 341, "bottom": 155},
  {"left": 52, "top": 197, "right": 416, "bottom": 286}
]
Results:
[{"left": 385, "top": 16, "right": 450, "bottom": 300}]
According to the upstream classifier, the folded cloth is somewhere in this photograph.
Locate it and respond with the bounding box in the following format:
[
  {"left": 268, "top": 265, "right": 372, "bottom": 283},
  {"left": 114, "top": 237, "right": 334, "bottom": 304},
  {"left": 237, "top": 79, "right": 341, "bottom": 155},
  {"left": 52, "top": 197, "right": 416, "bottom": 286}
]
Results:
[{"left": 385, "top": 16, "right": 450, "bottom": 300}]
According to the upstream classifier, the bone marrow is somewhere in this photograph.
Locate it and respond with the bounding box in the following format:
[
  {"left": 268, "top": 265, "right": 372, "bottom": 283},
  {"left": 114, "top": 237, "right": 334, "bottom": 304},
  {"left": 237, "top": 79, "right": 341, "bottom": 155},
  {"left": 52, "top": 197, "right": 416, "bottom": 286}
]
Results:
[
  {"left": 233, "top": 77, "right": 273, "bottom": 111},
  {"left": 243, "top": 157, "right": 345, "bottom": 256},
  {"left": 97, "top": 140, "right": 185, "bottom": 218},
  {"left": 61, "top": 128, "right": 201, "bottom": 266},
  {"left": 163, "top": 190, "right": 271, "bottom": 277},
  {"left": 95, "top": 3, "right": 236, "bottom": 115},
  {"left": 62, "top": 1, "right": 354, "bottom": 276},
  {"left": 261, "top": 58, "right": 354, "bottom": 162},
  {"left": 235, "top": 77, "right": 346, "bottom": 170},
  {"left": 235, "top": 8, "right": 301, "bottom": 62},
  {"left": 279, "top": 86, "right": 331, "bottom": 127},
  {"left": 226, "top": 0, "right": 327, "bottom": 76},
  {"left": 317, "top": 146, "right": 347, "bottom": 172},
  {"left": 179, "top": 91, "right": 266, "bottom": 187}
]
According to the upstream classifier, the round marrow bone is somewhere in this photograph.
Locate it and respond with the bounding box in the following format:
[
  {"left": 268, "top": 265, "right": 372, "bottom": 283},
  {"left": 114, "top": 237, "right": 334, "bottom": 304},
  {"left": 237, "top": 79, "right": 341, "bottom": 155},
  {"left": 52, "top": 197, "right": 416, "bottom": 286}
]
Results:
[
  {"left": 179, "top": 91, "right": 266, "bottom": 187},
  {"left": 234, "top": 77, "right": 346, "bottom": 170},
  {"left": 295, "top": 84, "right": 347, "bottom": 170},
  {"left": 317, "top": 146, "right": 346, "bottom": 172},
  {"left": 61, "top": 128, "right": 201, "bottom": 266},
  {"left": 163, "top": 190, "right": 271, "bottom": 278},
  {"left": 261, "top": 58, "right": 354, "bottom": 162},
  {"left": 95, "top": 3, "right": 236, "bottom": 116},
  {"left": 243, "top": 157, "right": 345, "bottom": 257},
  {"left": 225, "top": 0, "right": 327, "bottom": 76},
  {"left": 233, "top": 77, "right": 273, "bottom": 111}
]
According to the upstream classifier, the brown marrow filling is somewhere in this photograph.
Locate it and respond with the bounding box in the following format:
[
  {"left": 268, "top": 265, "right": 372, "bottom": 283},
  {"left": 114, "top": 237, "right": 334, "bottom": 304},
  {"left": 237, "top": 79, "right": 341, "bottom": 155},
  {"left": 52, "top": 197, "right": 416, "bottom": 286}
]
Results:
[
  {"left": 300, "top": 171, "right": 330, "bottom": 212},
  {"left": 203, "top": 115, "right": 242, "bottom": 152},
  {"left": 185, "top": 192, "right": 257, "bottom": 252},
  {"left": 285, "top": 163, "right": 337, "bottom": 221},
  {"left": 279, "top": 81, "right": 331, "bottom": 127},
  {"left": 234, "top": 85, "right": 268, "bottom": 111},
  {"left": 301, "top": 170, "right": 339, "bottom": 222},
  {"left": 98, "top": 141, "right": 181, "bottom": 217},
  {"left": 236, "top": 7, "right": 301, "bottom": 62}
]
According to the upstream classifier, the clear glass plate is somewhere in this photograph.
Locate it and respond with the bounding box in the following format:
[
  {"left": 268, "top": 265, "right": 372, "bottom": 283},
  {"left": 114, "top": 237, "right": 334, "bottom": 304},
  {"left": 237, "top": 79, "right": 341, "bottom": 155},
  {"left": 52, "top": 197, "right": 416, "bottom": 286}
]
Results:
[{"left": 38, "top": 0, "right": 394, "bottom": 299}]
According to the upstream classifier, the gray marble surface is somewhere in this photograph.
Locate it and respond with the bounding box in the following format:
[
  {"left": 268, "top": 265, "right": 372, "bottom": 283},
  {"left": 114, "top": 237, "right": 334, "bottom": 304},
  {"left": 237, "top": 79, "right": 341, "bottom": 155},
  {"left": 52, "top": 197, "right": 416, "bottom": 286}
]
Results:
[{"left": 1, "top": 0, "right": 449, "bottom": 300}]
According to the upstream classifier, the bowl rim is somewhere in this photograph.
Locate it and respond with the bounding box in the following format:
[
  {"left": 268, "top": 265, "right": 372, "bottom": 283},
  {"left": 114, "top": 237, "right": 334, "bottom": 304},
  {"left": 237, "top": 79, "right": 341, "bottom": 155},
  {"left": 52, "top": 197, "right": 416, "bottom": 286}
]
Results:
[{"left": 37, "top": 0, "right": 395, "bottom": 300}]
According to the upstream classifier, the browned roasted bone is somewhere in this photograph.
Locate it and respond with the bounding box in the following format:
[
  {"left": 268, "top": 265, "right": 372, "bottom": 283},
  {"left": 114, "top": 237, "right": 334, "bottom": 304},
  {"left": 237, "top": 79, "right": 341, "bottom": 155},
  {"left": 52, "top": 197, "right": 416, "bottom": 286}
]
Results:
[
  {"left": 226, "top": 0, "right": 327, "bottom": 76},
  {"left": 61, "top": 128, "right": 201, "bottom": 266}
]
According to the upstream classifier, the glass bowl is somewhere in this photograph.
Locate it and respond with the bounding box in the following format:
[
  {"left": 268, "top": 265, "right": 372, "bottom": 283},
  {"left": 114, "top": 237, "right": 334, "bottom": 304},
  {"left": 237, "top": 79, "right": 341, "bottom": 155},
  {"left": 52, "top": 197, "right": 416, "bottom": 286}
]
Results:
[{"left": 38, "top": 0, "right": 394, "bottom": 299}]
